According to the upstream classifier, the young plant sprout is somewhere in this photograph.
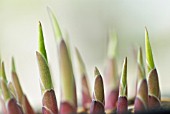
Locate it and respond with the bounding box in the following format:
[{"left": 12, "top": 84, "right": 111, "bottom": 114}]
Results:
[
  {"left": 48, "top": 9, "right": 77, "bottom": 113},
  {"left": 36, "top": 22, "right": 58, "bottom": 114},
  {"left": 145, "top": 28, "right": 161, "bottom": 110},
  {"left": 134, "top": 47, "right": 148, "bottom": 112},
  {"left": 90, "top": 67, "right": 105, "bottom": 114},
  {"left": 104, "top": 31, "right": 119, "bottom": 112},
  {"left": 117, "top": 57, "right": 128, "bottom": 114},
  {"left": 75, "top": 48, "right": 91, "bottom": 110}
]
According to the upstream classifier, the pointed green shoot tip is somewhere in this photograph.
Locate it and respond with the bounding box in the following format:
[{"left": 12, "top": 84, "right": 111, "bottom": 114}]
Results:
[
  {"left": 1, "top": 80, "right": 11, "bottom": 102},
  {"left": 36, "top": 51, "right": 53, "bottom": 93},
  {"left": 1, "top": 62, "right": 7, "bottom": 83},
  {"left": 38, "top": 21, "right": 48, "bottom": 62},
  {"left": 12, "top": 57, "right": 16, "bottom": 72},
  {"left": 47, "top": 7, "right": 62, "bottom": 44},
  {"left": 75, "top": 47, "right": 86, "bottom": 76},
  {"left": 94, "top": 67, "right": 100, "bottom": 77},
  {"left": 145, "top": 27, "right": 155, "bottom": 72},
  {"left": 119, "top": 57, "right": 127, "bottom": 97},
  {"left": 107, "top": 31, "right": 118, "bottom": 58}
]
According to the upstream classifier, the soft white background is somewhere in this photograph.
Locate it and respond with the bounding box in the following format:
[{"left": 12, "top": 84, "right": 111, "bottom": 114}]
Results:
[{"left": 1, "top": 0, "right": 170, "bottom": 110}]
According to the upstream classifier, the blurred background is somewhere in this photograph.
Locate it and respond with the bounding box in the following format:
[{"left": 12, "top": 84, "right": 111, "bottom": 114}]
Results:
[{"left": 1, "top": 0, "right": 170, "bottom": 110}]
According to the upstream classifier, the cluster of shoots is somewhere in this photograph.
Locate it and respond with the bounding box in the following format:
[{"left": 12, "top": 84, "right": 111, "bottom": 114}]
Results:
[{"left": 0, "top": 9, "right": 163, "bottom": 114}]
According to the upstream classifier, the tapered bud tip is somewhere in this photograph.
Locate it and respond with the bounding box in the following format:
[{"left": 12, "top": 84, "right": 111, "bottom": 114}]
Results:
[
  {"left": 12, "top": 57, "right": 16, "bottom": 72},
  {"left": 137, "top": 47, "right": 144, "bottom": 66},
  {"left": 119, "top": 57, "right": 127, "bottom": 96},
  {"left": 47, "top": 7, "right": 62, "bottom": 43},
  {"left": 94, "top": 67, "right": 100, "bottom": 77},
  {"left": 1, "top": 62, "right": 7, "bottom": 82},
  {"left": 145, "top": 27, "right": 155, "bottom": 72},
  {"left": 38, "top": 22, "right": 48, "bottom": 61},
  {"left": 121, "top": 57, "right": 127, "bottom": 81},
  {"left": 75, "top": 47, "right": 86, "bottom": 75}
]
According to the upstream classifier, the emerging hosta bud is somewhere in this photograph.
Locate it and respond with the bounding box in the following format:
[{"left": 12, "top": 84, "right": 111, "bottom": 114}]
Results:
[
  {"left": 90, "top": 67, "right": 105, "bottom": 114},
  {"left": 117, "top": 57, "right": 128, "bottom": 114},
  {"left": 36, "top": 22, "right": 58, "bottom": 114},
  {"left": 48, "top": 9, "right": 77, "bottom": 113},
  {"left": 59, "top": 40, "right": 77, "bottom": 114},
  {"left": 134, "top": 47, "right": 148, "bottom": 112},
  {"left": 75, "top": 48, "right": 91, "bottom": 110},
  {"left": 145, "top": 28, "right": 161, "bottom": 110},
  {"left": 104, "top": 31, "right": 119, "bottom": 111}
]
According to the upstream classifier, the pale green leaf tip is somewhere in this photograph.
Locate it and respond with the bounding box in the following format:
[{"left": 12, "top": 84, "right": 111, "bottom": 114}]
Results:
[
  {"left": 94, "top": 67, "right": 100, "bottom": 77},
  {"left": 38, "top": 21, "right": 48, "bottom": 62},
  {"left": 121, "top": 57, "right": 127, "bottom": 87},
  {"left": 137, "top": 47, "right": 144, "bottom": 67},
  {"left": 145, "top": 27, "right": 155, "bottom": 71},
  {"left": 1, "top": 62, "right": 7, "bottom": 83},
  {"left": 107, "top": 30, "right": 118, "bottom": 58},
  {"left": 47, "top": 7, "right": 62, "bottom": 43},
  {"left": 12, "top": 57, "right": 16, "bottom": 72},
  {"left": 75, "top": 47, "right": 86, "bottom": 75},
  {"left": 1, "top": 80, "right": 11, "bottom": 102}
]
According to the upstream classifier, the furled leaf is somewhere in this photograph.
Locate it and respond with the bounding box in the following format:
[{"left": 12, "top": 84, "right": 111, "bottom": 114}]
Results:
[
  {"left": 119, "top": 57, "right": 127, "bottom": 97},
  {"left": 38, "top": 22, "right": 48, "bottom": 62}
]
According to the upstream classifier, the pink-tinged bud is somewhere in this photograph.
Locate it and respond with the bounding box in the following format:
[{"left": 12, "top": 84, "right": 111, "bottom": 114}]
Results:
[
  {"left": 60, "top": 102, "right": 76, "bottom": 114},
  {"left": 105, "top": 89, "right": 119, "bottom": 110},
  {"left": 117, "top": 97, "right": 128, "bottom": 114},
  {"left": 22, "top": 95, "right": 35, "bottom": 114},
  {"left": 148, "top": 96, "right": 160, "bottom": 110},
  {"left": 134, "top": 79, "right": 148, "bottom": 112},
  {"left": 134, "top": 98, "right": 145, "bottom": 111},
  {"left": 75, "top": 48, "right": 91, "bottom": 110},
  {"left": 7, "top": 98, "right": 23, "bottom": 114},
  {"left": 90, "top": 101, "right": 105, "bottom": 114},
  {"left": 148, "top": 69, "right": 161, "bottom": 109},
  {"left": 42, "top": 90, "right": 58, "bottom": 114},
  {"left": 104, "top": 58, "right": 119, "bottom": 111}
]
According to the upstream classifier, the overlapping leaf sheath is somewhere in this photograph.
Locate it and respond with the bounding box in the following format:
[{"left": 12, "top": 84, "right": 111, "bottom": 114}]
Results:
[
  {"left": 75, "top": 48, "right": 91, "bottom": 110},
  {"left": 117, "top": 58, "right": 128, "bottom": 114},
  {"left": 134, "top": 47, "right": 148, "bottom": 112},
  {"left": 145, "top": 28, "right": 161, "bottom": 109},
  {"left": 104, "top": 32, "right": 119, "bottom": 111},
  {"left": 11, "top": 58, "right": 35, "bottom": 114},
  {"left": 36, "top": 22, "right": 58, "bottom": 114},
  {"left": 0, "top": 63, "right": 23, "bottom": 114},
  {"left": 90, "top": 67, "right": 105, "bottom": 114},
  {"left": 48, "top": 9, "right": 77, "bottom": 113}
]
